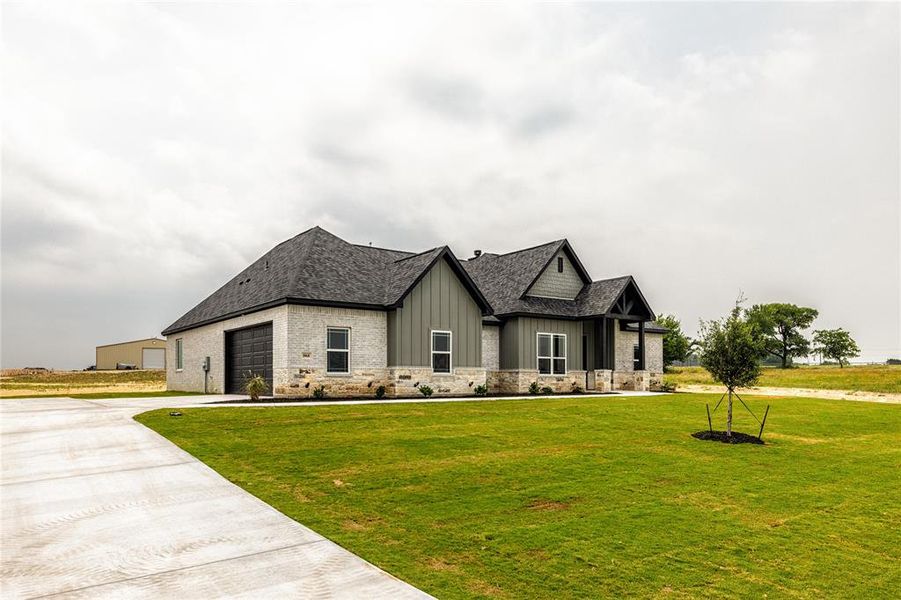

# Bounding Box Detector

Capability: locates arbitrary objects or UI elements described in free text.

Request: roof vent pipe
[473,250,482,258]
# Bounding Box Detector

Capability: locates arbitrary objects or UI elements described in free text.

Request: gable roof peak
[492,238,565,258]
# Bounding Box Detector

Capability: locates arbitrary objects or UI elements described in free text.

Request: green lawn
[138,395,901,598]
[667,364,901,394]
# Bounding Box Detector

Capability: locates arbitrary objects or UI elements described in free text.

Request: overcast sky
[2,2,899,369]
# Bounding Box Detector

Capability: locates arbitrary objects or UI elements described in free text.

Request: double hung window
[537,333,566,375]
[327,327,350,374]
[431,331,452,373]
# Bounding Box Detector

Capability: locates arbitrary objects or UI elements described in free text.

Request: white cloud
[2,2,898,367]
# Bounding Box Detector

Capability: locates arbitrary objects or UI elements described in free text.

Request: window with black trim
[633,344,641,370]
[176,338,183,370]
[326,327,350,374]
[432,330,452,373]
[537,333,566,374]
[557,256,564,272]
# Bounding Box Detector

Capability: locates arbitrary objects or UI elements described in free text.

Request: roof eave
[161,297,389,336]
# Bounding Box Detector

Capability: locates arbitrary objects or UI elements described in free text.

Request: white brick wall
[166,306,289,394]
[614,325,663,373]
[287,305,387,371]
[482,326,499,371]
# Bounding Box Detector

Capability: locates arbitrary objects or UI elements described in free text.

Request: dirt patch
[1,369,166,398]
[526,498,572,511]
[692,430,764,445]
[466,579,508,598]
[426,557,461,573]
[678,384,901,405]
[342,519,368,532]
[766,433,827,445]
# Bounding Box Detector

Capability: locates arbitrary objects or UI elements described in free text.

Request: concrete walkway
[0,396,431,599]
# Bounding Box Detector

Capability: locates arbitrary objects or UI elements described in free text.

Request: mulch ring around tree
[692,430,764,445]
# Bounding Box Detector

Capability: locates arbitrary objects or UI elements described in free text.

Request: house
[162,226,666,397]
[96,337,167,370]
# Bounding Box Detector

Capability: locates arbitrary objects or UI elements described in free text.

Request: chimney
[473,249,482,258]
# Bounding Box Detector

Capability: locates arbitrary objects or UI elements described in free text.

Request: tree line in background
[657,301,862,371]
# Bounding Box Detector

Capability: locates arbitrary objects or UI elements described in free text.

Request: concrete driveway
[0,396,431,599]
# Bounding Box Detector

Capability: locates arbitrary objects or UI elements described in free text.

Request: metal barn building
[95,338,167,370]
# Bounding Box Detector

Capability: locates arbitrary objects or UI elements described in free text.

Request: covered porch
[580,278,658,392]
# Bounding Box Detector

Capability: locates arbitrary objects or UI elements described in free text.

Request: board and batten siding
[499,317,584,371]
[387,258,482,368]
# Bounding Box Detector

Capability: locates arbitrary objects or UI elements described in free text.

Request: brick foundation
[276,366,487,398]
[486,370,587,394]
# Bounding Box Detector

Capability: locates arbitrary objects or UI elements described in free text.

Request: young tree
[812,328,860,367]
[745,303,818,368]
[656,313,692,370]
[698,306,762,438]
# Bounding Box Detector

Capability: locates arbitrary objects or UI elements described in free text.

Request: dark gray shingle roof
[163,227,464,335]
[163,226,654,335]
[461,240,567,315]
[462,242,639,319]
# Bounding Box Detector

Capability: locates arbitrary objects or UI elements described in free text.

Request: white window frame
[431,330,453,374]
[176,338,183,371]
[537,332,567,375]
[326,327,351,375]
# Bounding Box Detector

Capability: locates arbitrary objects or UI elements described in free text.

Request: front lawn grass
[667,364,901,394]
[137,395,901,598]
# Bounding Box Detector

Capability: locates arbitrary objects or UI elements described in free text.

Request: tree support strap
[758,405,771,441]
[733,392,762,425]
[711,392,727,413]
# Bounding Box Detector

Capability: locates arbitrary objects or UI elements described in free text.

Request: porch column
[638,320,646,370]
[601,317,608,370]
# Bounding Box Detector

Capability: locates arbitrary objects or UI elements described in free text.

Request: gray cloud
[514,106,576,139]
[403,71,487,121]
[1,2,898,368]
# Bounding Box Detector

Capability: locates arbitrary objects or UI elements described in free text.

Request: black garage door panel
[225,323,273,394]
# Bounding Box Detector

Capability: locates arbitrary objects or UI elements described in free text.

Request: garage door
[225,323,273,395]
[142,348,166,370]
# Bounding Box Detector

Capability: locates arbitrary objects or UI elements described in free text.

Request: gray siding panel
[582,319,595,370]
[499,319,518,369]
[499,316,583,370]
[526,250,584,300]
[387,258,482,367]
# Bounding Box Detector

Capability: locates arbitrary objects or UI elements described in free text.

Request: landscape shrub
[474,384,488,396]
[312,385,326,399]
[243,373,268,402]
[528,381,540,395]
[418,385,434,397]
[375,385,386,399]
[540,386,554,395]
[571,382,584,394]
